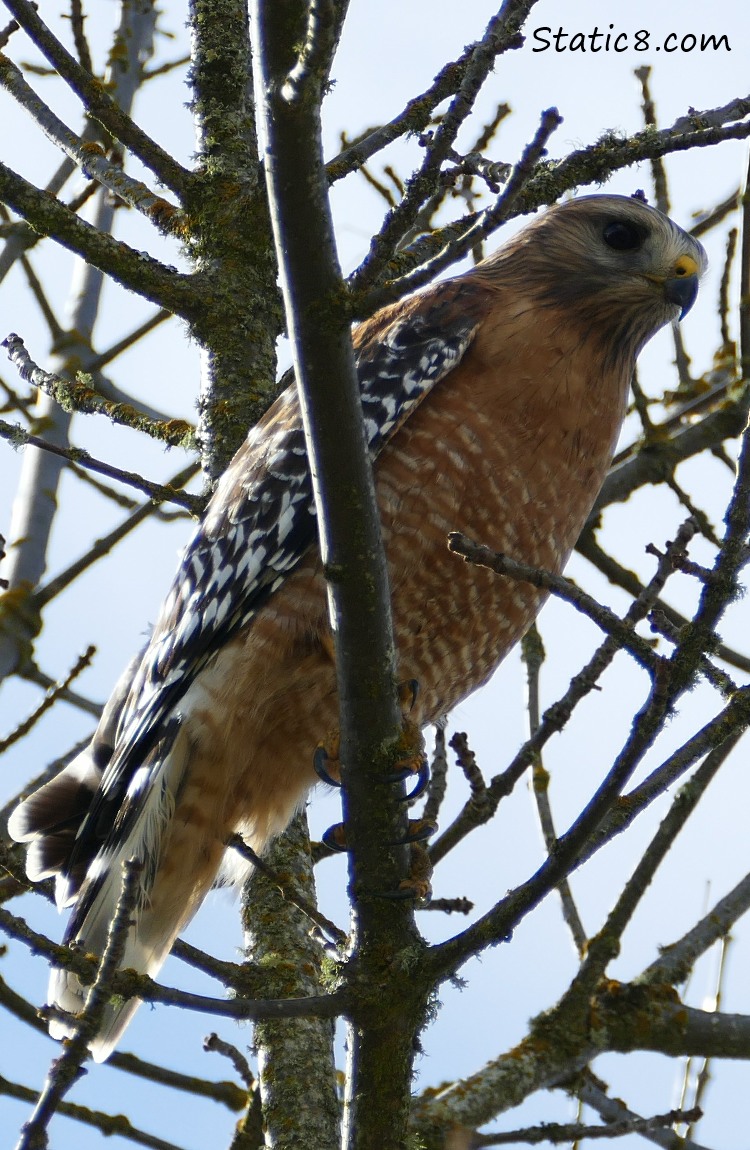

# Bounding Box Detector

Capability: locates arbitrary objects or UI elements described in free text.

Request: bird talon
[321,822,348,852]
[390,817,437,846]
[386,708,428,788]
[397,678,420,714]
[373,842,433,901]
[398,876,432,901]
[389,757,430,801]
[313,741,342,788]
[385,679,426,785]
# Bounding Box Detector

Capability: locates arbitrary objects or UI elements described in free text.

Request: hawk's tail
[10,716,206,1062]
[48,882,180,1063]
[7,741,104,898]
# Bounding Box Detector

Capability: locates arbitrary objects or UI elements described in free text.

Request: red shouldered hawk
[9,195,705,1060]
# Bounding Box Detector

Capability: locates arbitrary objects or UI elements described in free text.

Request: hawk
[9,195,705,1060]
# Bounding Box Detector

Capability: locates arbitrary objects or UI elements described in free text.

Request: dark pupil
[603,221,642,251]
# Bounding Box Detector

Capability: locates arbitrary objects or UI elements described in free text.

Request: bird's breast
[374,342,629,723]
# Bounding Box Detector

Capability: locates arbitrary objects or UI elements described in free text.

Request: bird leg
[378,842,433,901]
[313,679,430,802]
[321,815,436,852]
[383,679,431,800]
[316,680,435,898]
[320,822,434,902]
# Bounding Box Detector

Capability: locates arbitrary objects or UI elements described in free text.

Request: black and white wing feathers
[42,288,484,919]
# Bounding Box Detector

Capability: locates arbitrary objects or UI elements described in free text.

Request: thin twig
[0,16,20,48]
[672,95,750,133]
[422,720,450,829]
[203,1033,255,1089]
[599,387,750,509]
[352,108,562,309]
[143,55,191,81]
[19,253,64,343]
[69,0,93,73]
[576,1075,712,1150]
[641,873,744,990]
[0,901,345,1022]
[472,1106,702,1145]
[681,932,731,1141]
[226,834,347,947]
[739,149,750,378]
[31,462,200,608]
[575,734,739,991]
[634,67,694,388]
[576,527,750,676]
[719,227,739,350]
[522,626,587,956]
[171,938,244,985]
[0,647,95,754]
[635,66,670,214]
[15,859,144,1150]
[2,0,192,198]
[325,18,524,184]
[1,1071,189,1150]
[0,416,199,510]
[2,334,196,450]
[0,54,184,231]
[85,308,171,373]
[19,666,102,717]
[421,897,473,915]
[690,188,741,239]
[0,164,198,318]
[604,697,749,842]
[447,532,661,673]
[449,732,488,809]
[0,913,249,1126]
[348,1,534,288]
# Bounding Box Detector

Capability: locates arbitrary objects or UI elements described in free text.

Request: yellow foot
[398,842,433,901]
[320,815,437,856]
[313,680,429,800]
[386,679,429,797]
[382,839,434,901]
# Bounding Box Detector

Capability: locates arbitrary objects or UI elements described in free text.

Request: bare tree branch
[0,161,198,315]
[0,413,198,506]
[0,54,184,229]
[1,0,192,197]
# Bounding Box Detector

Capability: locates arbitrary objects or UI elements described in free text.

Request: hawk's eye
[603,221,644,252]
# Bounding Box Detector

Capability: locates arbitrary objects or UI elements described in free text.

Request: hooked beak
[647,254,701,320]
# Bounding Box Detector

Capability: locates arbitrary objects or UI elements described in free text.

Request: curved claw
[313,744,341,788]
[388,757,430,802]
[321,822,348,852]
[390,817,437,846]
[398,678,419,713]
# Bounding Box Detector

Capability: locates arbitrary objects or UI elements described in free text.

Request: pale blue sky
[1,2,749,1146]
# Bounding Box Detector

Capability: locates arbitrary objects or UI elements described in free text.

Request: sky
[1,1,750,1147]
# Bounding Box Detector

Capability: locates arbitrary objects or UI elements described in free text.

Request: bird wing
[57,281,485,913]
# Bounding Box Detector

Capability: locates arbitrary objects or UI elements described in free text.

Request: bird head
[482,194,707,365]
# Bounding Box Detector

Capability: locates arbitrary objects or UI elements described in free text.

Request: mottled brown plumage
[9,194,706,1059]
